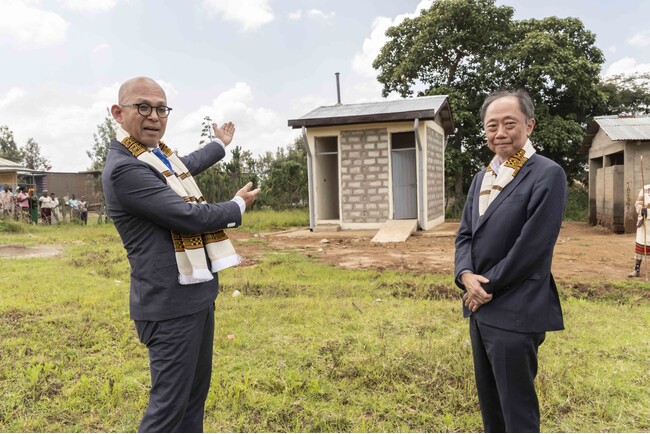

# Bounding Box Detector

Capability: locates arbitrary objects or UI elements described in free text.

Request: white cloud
[167,82,295,161]
[202,0,274,32]
[608,45,617,53]
[0,80,296,172]
[627,31,650,47]
[347,0,432,102]
[0,83,120,171]
[307,9,335,20]
[0,87,26,110]
[604,57,650,77]
[58,0,119,13]
[352,0,432,80]
[288,9,302,21]
[0,0,69,49]
[92,43,110,52]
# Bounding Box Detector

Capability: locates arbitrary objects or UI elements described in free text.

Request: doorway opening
[391,132,417,220]
[315,136,339,220]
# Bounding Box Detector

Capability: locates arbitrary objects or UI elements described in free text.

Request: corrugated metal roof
[593,116,650,141]
[288,95,454,134]
[581,115,650,153]
[0,157,41,174]
[296,95,448,119]
[0,157,24,172]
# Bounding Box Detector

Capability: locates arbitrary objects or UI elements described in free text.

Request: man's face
[483,96,535,161]
[112,80,168,147]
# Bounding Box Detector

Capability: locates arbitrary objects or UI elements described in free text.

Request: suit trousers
[135,303,215,433]
[469,315,546,433]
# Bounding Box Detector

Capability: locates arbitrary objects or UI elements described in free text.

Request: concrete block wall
[426,126,444,220]
[340,128,390,223]
[596,165,625,231]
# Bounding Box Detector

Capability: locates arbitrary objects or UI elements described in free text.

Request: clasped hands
[460,272,493,312]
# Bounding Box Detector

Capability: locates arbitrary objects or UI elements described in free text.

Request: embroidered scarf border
[118,128,241,285]
[478,139,536,217]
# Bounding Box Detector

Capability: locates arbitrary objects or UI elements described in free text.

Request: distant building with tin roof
[582,115,650,233]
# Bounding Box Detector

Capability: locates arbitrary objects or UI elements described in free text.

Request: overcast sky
[1,0,649,172]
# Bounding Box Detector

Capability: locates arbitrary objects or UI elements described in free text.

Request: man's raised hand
[212,122,236,146]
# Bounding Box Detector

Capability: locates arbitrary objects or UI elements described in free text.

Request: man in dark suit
[455,89,566,432]
[102,76,259,432]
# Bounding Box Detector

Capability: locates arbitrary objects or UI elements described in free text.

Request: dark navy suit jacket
[454,153,566,333]
[102,138,242,321]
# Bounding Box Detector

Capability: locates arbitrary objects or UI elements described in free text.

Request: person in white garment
[628,184,650,277]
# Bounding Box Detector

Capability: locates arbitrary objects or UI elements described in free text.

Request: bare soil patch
[0,244,64,259]
[233,221,638,282]
[0,222,638,281]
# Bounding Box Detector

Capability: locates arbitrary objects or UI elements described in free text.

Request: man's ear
[526,118,536,136]
[110,104,123,123]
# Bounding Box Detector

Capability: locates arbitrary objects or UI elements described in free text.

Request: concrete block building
[288,96,454,231]
[581,115,650,233]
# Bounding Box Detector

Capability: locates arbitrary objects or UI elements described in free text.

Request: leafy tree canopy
[87,114,117,171]
[373,0,609,202]
[596,73,650,115]
[0,125,22,162]
[21,138,51,171]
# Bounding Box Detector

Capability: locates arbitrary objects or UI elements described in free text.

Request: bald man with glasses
[103,76,259,432]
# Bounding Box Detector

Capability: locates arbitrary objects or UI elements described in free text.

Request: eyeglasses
[120,103,173,118]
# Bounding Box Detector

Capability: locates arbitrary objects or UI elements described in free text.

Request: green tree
[194,162,230,203]
[21,138,51,171]
[258,136,308,209]
[0,125,23,162]
[87,114,117,170]
[194,118,308,209]
[596,73,650,115]
[373,0,606,209]
[373,0,514,212]
[199,116,213,146]
[501,16,605,183]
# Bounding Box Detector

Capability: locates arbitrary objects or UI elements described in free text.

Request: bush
[564,182,588,221]
[0,217,24,233]
[445,182,588,222]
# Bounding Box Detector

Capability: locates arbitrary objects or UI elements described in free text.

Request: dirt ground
[233,221,639,282]
[0,243,63,259]
[0,221,638,281]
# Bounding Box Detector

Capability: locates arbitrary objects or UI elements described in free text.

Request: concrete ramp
[371,219,417,243]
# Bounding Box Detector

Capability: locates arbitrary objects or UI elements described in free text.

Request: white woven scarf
[478,139,536,217]
[117,127,241,285]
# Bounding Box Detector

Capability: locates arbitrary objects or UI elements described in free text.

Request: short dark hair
[480,89,535,123]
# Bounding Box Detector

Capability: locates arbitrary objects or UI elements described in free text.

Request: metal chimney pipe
[335,72,341,105]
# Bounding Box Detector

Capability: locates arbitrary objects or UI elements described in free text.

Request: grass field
[0,212,648,432]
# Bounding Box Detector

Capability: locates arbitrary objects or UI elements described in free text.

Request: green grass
[0,219,648,432]
[237,208,309,232]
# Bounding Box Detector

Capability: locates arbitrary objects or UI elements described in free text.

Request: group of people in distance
[0,185,88,225]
